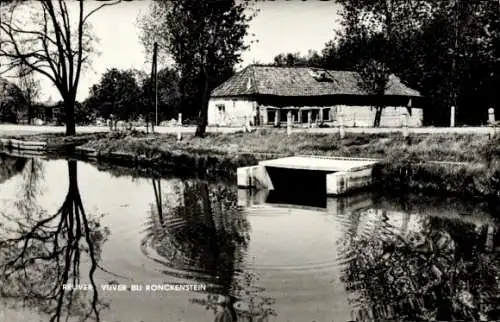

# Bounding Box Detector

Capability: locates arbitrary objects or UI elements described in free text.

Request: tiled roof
[211,65,421,98]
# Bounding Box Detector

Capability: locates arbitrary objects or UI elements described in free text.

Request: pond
[0,153,499,322]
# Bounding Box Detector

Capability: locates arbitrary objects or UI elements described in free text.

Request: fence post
[287,111,292,136]
[450,106,455,127]
[177,113,182,141]
[488,108,495,124]
[401,112,409,137]
[488,108,496,139]
[338,113,345,139]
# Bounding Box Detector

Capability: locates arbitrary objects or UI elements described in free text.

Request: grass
[82,129,492,163]
[78,128,500,200]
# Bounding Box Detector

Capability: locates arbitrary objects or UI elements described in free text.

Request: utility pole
[148,42,158,133]
[451,0,458,127]
[153,42,158,127]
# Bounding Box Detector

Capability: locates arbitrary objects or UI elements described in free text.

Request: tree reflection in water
[0,160,109,322]
[338,208,500,321]
[0,153,28,184]
[13,157,45,219]
[147,178,277,321]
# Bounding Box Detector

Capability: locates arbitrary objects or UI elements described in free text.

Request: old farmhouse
[208,65,423,127]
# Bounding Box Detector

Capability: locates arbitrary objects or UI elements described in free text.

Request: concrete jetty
[237,156,379,196]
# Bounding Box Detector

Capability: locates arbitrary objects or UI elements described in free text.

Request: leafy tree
[141,67,182,122]
[139,0,254,136]
[0,76,27,123]
[357,58,391,127]
[335,0,401,127]
[414,1,500,125]
[333,0,500,125]
[272,50,323,68]
[0,0,119,135]
[75,100,94,125]
[86,68,141,121]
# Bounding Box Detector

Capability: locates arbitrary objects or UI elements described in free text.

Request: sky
[8,0,343,102]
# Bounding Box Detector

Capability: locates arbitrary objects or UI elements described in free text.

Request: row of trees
[83,67,181,123]
[272,0,500,126]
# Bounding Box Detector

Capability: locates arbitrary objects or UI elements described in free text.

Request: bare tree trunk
[195,68,210,137]
[64,98,76,136]
[373,106,383,127]
[27,104,33,125]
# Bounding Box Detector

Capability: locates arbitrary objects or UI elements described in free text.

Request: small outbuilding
[208,65,423,127]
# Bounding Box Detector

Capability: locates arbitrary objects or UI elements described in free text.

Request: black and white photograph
[0,0,500,321]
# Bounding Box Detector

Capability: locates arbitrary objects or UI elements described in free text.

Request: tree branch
[82,0,121,25]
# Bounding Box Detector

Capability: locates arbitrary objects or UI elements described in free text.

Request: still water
[0,153,499,322]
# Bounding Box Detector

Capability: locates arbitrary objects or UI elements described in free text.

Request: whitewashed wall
[338,105,423,127]
[208,99,424,127]
[208,97,255,126]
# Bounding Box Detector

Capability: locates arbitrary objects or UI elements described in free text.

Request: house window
[323,108,330,121]
[267,110,275,123]
[217,104,225,112]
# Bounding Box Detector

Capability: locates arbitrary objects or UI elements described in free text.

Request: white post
[287,111,292,136]
[489,108,497,138]
[488,108,495,124]
[450,105,455,127]
[339,113,345,139]
[177,113,182,141]
[307,110,312,128]
[401,112,408,137]
[274,109,280,127]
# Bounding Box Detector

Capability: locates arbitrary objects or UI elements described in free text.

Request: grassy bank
[0,132,108,153]
[78,129,500,199]
[0,132,108,143]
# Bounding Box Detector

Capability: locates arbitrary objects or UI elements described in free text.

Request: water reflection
[239,188,500,321]
[336,202,500,321]
[0,153,28,184]
[145,178,277,321]
[0,160,109,322]
[1,154,500,321]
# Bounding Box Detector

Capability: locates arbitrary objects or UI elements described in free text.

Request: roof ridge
[248,64,361,74]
